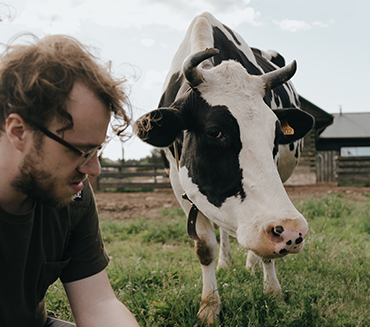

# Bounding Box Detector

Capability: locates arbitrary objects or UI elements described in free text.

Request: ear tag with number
[281,121,294,135]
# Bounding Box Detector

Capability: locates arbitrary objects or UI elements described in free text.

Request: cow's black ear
[273,108,314,144]
[134,108,185,147]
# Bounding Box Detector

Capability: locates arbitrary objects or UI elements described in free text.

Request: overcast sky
[0,0,368,160]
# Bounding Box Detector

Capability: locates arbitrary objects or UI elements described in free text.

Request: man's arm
[64,269,140,327]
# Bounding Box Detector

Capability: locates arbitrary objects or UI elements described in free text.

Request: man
[0,34,140,326]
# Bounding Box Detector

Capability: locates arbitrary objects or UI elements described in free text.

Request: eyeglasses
[31,122,110,169]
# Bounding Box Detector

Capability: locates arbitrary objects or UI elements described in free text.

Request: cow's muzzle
[268,224,308,257]
[237,219,309,259]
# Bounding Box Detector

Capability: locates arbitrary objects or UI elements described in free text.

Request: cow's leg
[245,250,260,275]
[262,259,281,295]
[195,212,220,325]
[217,228,232,269]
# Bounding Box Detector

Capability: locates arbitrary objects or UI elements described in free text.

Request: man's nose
[77,155,101,177]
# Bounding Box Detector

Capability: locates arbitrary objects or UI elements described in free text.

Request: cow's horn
[262,60,297,93]
[182,48,220,87]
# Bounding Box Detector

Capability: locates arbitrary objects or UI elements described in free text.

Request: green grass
[46,195,370,326]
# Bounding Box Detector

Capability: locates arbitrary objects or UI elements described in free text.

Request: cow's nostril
[274,225,284,234]
[271,228,284,243]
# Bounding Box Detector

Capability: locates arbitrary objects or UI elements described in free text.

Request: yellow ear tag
[281,120,294,135]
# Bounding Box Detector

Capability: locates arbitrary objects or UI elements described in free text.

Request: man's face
[11,81,111,208]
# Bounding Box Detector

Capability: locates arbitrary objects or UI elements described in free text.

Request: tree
[142,148,163,165]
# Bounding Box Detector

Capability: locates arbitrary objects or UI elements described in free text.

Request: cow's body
[135,12,314,324]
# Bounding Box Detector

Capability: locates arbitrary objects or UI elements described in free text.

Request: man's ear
[5,113,28,151]
[134,108,185,147]
[273,108,315,144]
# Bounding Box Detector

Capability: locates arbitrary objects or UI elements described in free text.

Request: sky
[0,0,368,161]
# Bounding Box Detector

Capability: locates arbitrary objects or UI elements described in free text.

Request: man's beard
[11,151,86,208]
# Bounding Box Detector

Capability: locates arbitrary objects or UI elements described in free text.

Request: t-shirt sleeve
[60,180,109,283]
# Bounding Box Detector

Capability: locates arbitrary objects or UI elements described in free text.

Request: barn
[316,111,370,186]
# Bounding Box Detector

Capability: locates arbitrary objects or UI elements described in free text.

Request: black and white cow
[134,12,314,324]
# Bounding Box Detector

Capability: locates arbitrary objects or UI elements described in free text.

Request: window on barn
[341,147,370,157]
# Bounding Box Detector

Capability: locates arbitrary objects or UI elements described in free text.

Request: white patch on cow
[198,60,264,109]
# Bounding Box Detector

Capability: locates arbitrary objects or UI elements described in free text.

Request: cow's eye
[206,127,223,139]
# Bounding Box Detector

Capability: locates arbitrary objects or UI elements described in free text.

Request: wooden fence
[316,150,337,183]
[96,163,171,190]
[93,156,370,189]
[337,156,370,186]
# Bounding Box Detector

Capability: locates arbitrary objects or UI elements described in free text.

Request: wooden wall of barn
[314,152,370,186]
[337,156,370,186]
[316,150,337,183]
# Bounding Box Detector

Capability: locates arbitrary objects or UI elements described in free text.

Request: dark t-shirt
[0,180,109,327]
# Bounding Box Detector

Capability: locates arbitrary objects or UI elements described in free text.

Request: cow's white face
[134,58,313,260]
[177,60,308,259]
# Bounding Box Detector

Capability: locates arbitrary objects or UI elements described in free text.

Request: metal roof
[320,112,370,139]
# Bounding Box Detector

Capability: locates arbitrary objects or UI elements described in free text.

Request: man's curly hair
[0,33,131,138]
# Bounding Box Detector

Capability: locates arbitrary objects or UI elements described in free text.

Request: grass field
[46,193,370,326]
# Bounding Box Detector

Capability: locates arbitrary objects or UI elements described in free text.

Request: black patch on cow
[168,140,183,163]
[195,239,214,266]
[274,93,281,107]
[289,143,294,151]
[286,240,292,245]
[295,237,303,245]
[213,26,262,76]
[179,91,246,208]
[212,27,296,110]
[223,24,241,45]
[273,121,280,159]
[279,248,288,254]
[252,50,295,109]
[251,47,286,68]
[158,72,184,107]
[270,53,285,68]
[251,47,261,56]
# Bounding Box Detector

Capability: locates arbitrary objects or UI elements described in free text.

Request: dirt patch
[95,189,179,220]
[285,185,370,203]
[95,186,370,221]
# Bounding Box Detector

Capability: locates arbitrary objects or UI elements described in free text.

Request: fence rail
[96,163,171,190]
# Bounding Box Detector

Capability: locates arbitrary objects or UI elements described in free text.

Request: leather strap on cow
[182,193,201,241]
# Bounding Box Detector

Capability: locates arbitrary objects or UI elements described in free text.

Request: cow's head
[134,48,313,259]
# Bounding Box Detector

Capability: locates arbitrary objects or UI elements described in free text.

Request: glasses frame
[31,121,109,169]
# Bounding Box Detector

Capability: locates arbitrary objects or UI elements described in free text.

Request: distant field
[46,193,370,326]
